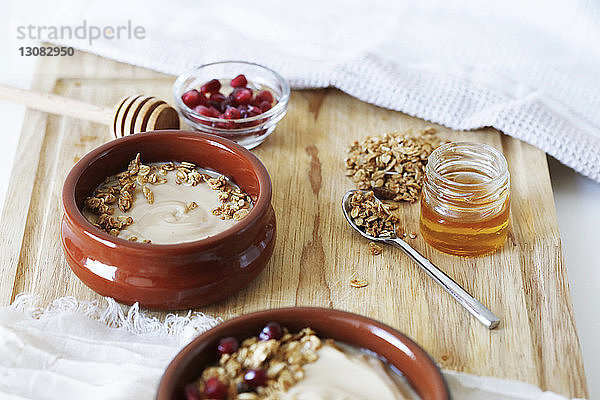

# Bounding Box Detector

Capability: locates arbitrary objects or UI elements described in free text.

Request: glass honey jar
[420,142,510,256]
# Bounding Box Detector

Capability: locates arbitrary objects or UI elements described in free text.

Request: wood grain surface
[0,51,588,397]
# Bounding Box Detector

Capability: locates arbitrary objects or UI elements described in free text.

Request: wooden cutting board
[0,51,588,397]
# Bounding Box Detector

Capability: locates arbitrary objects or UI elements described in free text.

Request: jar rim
[426,142,509,189]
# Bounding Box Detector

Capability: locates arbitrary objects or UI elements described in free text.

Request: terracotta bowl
[157,307,450,399]
[61,131,276,310]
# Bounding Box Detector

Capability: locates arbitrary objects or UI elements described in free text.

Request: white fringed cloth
[0,294,584,399]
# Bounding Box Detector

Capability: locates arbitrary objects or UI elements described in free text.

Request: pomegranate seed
[209,92,226,103]
[181,89,203,109]
[184,384,201,400]
[217,336,239,355]
[236,105,247,118]
[259,101,272,112]
[243,368,267,388]
[256,90,274,104]
[209,101,226,113]
[201,79,221,94]
[208,106,222,118]
[230,74,248,88]
[223,97,235,108]
[203,377,228,399]
[194,105,220,118]
[247,105,262,116]
[233,88,252,105]
[259,322,283,341]
[223,106,242,120]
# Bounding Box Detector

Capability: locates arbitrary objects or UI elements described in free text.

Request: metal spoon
[341,189,500,330]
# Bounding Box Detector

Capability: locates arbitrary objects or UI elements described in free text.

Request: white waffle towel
[9,0,600,181]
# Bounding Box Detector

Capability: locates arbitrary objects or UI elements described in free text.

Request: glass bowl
[173,61,290,149]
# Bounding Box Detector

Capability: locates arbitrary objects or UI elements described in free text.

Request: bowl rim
[62,130,272,251]
[172,60,291,125]
[157,307,451,399]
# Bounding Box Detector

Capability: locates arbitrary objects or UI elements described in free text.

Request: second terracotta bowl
[157,307,450,399]
[61,131,276,310]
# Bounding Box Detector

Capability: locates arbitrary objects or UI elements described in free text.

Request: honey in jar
[420,142,510,256]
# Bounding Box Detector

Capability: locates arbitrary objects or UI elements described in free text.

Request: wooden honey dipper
[0,84,180,138]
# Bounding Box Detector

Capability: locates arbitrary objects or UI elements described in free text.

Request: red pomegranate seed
[208,106,222,117]
[209,92,226,103]
[184,384,201,400]
[203,377,228,399]
[256,90,274,104]
[194,105,220,118]
[201,79,221,94]
[233,88,252,105]
[209,101,226,113]
[236,105,247,117]
[259,322,283,341]
[230,74,248,88]
[259,101,272,112]
[243,368,267,388]
[245,105,261,117]
[217,336,239,354]
[223,106,242,120]
[181,89,203,108]
[223,96,235,107]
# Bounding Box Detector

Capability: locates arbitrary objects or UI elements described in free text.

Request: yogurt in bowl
[157,308,449,400]
[82,155,252,244]
[61,131,276,310]
[188,324,421,399]
[283,341,421,400]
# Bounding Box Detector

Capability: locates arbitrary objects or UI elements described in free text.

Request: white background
[1,6,599,398]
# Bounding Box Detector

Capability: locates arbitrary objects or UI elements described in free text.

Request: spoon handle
[386,238,500,329]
